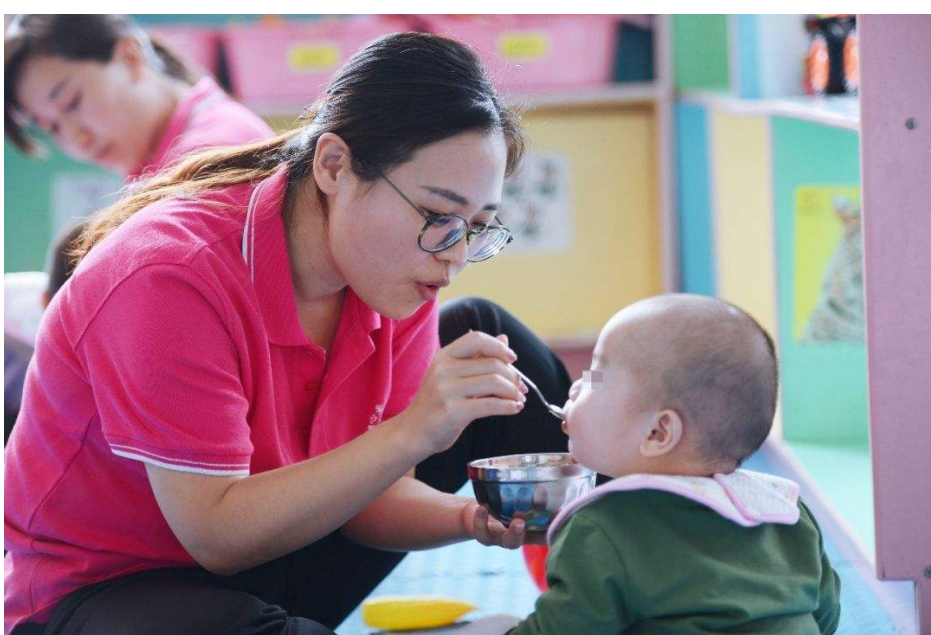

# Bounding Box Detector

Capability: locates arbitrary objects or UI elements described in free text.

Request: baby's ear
[639,409,684,457]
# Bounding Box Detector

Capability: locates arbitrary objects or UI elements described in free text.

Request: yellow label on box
[497,32,550,61]
[288,43,340,72]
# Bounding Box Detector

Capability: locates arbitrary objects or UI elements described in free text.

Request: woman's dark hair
[45,220,88,301]
[73,31,525,262]
[5,14,197,155]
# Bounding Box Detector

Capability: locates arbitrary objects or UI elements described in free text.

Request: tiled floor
[336,446,915,634]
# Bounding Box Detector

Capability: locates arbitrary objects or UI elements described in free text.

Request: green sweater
[510,490,841,635]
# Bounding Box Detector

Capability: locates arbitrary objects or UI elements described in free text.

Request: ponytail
[72,131,298,262]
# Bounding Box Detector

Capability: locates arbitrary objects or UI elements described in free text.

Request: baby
[500,293,841,635]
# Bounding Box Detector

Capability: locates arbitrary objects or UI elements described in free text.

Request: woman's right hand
[400,331,529,456]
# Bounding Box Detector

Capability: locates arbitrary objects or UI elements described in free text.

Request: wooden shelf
[247,83,660,118]
[679,90,860,131]
[506,82,659,110]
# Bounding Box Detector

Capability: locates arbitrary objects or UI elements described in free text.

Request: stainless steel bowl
[468,453,596,532]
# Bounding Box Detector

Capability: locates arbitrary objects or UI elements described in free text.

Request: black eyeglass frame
[380,174,513,263]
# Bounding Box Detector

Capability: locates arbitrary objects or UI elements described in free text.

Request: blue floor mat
[336,451,914,634]
[337,530,539,634]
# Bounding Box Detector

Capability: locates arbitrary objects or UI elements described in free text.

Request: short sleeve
[77,263,252,476]
[383,300,439,420]
[509,513,635,635]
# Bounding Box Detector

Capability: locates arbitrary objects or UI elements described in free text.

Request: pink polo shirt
[3,167,440,633]
[129,76,273,179]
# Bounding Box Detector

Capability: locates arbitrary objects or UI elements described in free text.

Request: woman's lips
[415,279,449,302]
[416,283,439,302]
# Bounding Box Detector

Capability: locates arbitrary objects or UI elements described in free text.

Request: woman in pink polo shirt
[4,14,273,179]
[5,32,573,635]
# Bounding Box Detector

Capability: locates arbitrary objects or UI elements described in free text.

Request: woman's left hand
[460,500,546,548]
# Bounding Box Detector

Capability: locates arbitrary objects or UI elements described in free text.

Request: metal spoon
[512,366,566,421]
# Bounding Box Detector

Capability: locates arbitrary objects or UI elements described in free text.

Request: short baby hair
[627,295,779,469]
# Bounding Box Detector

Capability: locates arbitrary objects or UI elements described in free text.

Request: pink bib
[547,469,801,545]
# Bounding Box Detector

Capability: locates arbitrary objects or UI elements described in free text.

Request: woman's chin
[363,293,423,321]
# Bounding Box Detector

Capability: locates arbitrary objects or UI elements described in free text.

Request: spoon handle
[512,366,566,421]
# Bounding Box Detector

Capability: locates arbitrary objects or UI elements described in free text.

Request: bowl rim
[467,452,594,482]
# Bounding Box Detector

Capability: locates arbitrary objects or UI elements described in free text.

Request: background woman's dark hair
[45,220,88,302]
[4,14,197,155]
[72,31,525,262]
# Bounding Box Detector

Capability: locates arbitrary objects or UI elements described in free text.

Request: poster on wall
[794,185,863,343]
[499,151,573,255]
[51,172,122,238]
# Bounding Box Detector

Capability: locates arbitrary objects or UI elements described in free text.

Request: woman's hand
[459,500,546,549]
[400,331,528,457]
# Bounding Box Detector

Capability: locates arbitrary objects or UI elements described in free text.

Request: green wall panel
[4,141,119,273]
[772,117,866,443]
[673,14,730,91]
[133,15,262,26]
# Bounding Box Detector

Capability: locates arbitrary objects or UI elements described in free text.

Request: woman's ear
[639,409,684,458]
[111,37,147,80]
[312,132,352,197]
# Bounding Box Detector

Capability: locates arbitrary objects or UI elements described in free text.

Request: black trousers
[14,297,572,635]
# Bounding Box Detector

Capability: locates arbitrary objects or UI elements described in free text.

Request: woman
[3,14,271,441]
[4,32,571,634]
[5,14,272,178]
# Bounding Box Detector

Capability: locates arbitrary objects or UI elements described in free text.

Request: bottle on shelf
[804,15,858,96]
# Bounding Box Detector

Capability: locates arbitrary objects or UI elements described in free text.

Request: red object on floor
[522,544,550,592]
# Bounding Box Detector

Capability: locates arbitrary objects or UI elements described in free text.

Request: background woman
[5,14,272,179]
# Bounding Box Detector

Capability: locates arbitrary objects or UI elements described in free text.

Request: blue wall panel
[674,103,716,295]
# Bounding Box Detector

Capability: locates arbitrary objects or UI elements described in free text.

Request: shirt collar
[129,77,223,179]
[249,167,382,347]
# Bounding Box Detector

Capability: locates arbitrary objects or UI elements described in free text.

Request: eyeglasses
[381,174,513,263]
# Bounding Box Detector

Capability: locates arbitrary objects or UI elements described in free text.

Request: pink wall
[860,14,931,634]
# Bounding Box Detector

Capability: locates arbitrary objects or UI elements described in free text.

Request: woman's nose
[435,235,469,267]
[61,120,93,156]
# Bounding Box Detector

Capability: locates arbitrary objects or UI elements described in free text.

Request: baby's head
[562,294,778,478]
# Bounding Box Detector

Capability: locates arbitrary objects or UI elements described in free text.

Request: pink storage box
[148,26,220,77]
[420,15,619,93]
[223,17,413,105]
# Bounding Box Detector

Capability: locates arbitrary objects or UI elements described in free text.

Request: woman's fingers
[472,506,525,549]
[459,374,526,403]
[445,331,516,363]
[401,331,530,456]
[496,517,526,549]
[449,366,527,398]
[472,506,493,545]
[454,358,527,394]
[461,396,525,423]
